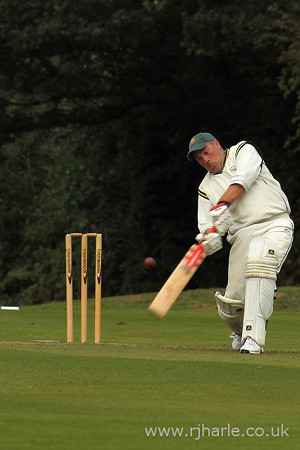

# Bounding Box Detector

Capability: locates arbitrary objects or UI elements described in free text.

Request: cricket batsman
[187,132,294,354]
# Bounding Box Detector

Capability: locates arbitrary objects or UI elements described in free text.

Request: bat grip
[185,226,217,270]
[185,245,204,270]
[205,226,217,234]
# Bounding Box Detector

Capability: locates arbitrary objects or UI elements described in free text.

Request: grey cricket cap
[187,132,216,161]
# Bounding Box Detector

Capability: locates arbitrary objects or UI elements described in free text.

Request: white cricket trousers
[225,217,294,301]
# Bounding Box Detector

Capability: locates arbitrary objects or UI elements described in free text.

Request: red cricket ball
[144,257,156,269]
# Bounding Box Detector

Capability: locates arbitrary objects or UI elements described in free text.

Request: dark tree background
[0,0,299,304]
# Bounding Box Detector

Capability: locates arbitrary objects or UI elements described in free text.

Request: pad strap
[245,260,277,280]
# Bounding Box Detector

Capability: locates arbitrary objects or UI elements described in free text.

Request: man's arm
[209,184,245,235]
[219,183,245,205]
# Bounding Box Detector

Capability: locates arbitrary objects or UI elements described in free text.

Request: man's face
[192,140,225,174]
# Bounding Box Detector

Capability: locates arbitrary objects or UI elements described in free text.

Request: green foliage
[0,0,299,304]
[267,1,300,154]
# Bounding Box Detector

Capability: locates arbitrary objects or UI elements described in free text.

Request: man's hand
[195,232,222,255]
[210,202,232,235]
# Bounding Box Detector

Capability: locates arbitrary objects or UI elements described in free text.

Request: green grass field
[0,287,299,450]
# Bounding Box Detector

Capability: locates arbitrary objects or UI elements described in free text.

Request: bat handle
[184,226,217,271]
[184,246,205,270]
[206,226,217,234]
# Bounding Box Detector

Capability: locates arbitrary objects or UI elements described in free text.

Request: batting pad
[242,236,278,346]
[215,291,244,335]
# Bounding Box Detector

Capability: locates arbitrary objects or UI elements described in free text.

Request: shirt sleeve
[230,142,263,191]
[197,188,214,233]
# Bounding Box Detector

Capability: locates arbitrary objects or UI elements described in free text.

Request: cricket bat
[148,239,209,319]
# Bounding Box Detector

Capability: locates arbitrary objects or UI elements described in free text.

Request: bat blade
[148,243,206,318]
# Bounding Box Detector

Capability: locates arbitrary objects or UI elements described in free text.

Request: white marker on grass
[1,306,20,311]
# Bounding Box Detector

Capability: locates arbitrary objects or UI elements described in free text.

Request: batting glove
[210,201,232,235]
[195,232,222,255]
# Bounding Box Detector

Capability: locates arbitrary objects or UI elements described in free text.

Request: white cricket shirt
[197,141,291,235]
